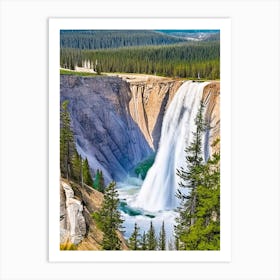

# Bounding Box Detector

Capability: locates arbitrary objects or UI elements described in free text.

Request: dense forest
[60,42,220,79]
[60,30,187,50]
[60,29,220,79]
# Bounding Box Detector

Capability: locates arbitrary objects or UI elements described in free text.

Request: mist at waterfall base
[117,176,178,243]
[116,81,210,244]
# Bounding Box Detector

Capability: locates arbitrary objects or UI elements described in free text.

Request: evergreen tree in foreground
[140,231,147,250]
[147,221,157,250]
[71,150,82,183]
[182,151,220,250]
[93,181,124,250]
[128,223,140,250]
[158,221,166,250]
[175,100,220,250]
[93,169,105,193]
[175,100,206,249]
[82,158,93,186]
[60,100,75,180]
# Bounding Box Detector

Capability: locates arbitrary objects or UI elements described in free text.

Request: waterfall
[133,81,209,212]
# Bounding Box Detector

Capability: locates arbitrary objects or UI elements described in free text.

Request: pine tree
[140,231,147,250]
[158,221,166,250]
[175,100,206,249]
[82,158,93,186]
[60,100,75,180]
[71,150,82,183]
[93,169,105,193]
[175,236,180,250]
[94,181,124,250]
[99,171,105,192]
[181,151,220,250]
[175,100,220,250]
[128,223,140,250]
[147,221,157,250]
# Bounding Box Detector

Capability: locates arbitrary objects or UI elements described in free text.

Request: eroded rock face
[60,179,128,250]
[128,79,183,150]
[202,82,220,156]
[60,75,153,182]
[60,75,220,183]
[60,181,86,245]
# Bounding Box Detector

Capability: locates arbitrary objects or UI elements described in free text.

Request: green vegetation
[128,221,164,250]
[82,158,93,186]
[128,223,141,250]
[134,155,155,179]
[60,41,219,79]
[93,169,105,193]
[147,221,157,250]
[60,30,186,50]
[182,153,220,250]
[127,221,168,251]
[60,100,96,189]
[60,100,75,180]
[60,30,220,79]
[175,101,220,250]
[60,242,77,250]
[71,150,83,182]
[60,69,98,76]
[158,221,166,250]
[140,232,147,250]
[93,181,124,250]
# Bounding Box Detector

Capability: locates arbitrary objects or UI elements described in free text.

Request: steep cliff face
[128,78,183,150]
[60,75,152,183]
[60,181,87,245]
[202,82,220,156]
[60,75,220,183]
[60,179,128,250]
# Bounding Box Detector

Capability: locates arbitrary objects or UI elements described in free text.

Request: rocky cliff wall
[60,75,152,183]
[128,78,183,150]
[60,75,220,183]
[60,179,128,250]
[202,82,220,156]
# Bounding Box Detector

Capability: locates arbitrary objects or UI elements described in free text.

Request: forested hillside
[60,42,219,79]
[60,30,187,50]
[60,30,220,80]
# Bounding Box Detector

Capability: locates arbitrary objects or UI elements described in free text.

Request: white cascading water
[133,81,209,212]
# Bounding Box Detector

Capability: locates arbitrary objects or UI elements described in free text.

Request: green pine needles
[128,223,141,250]
[128,221,167,250]
[93,169,105,193]
[93,182,124,250]
[158,221,166,250]
[175,100,220,250]
[60,100,75,180]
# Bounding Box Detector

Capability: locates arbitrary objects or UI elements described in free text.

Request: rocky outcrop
[60,75,152,183]
[60,179,128,250]
[202,82,220,156]
[60,181,86,244]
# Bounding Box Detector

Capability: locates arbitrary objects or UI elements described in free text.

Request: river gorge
[60,74,220,246]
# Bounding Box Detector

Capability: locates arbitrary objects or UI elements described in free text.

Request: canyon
[61,74,219,183]
[60,74,220,246]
